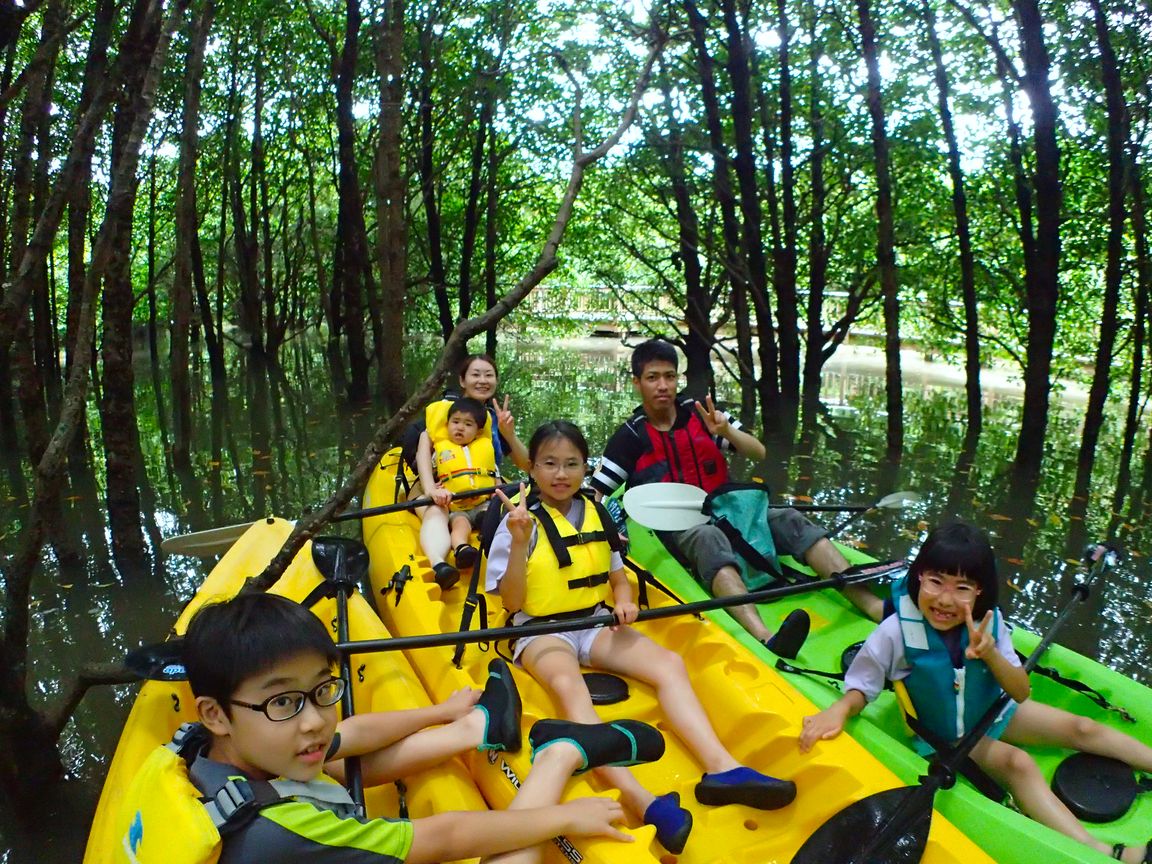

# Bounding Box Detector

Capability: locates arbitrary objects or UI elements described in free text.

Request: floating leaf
[1026,518,1040,527]
[1006,580,1022,593]
[791,494,814,503]
[989,513,1012,521]
[252,469,269,477]
[1048,513,1062,526]
[1004,556,1025,565]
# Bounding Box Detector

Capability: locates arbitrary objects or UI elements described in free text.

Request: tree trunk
[171,0,216,464]
[100,0,164,571]
[802,15,828,403]
[1074,0,1125,487]
[683,0,756,420]
[924,0,981,434]
[856,0,903,458]
[0,0,184,801]
[418,21,452,342]
[656,61,711,395]
[720,0,781,429]
[333,0,372,401]
[1012,0,1062,477]
[771,0,800,406]
[373,0,408,413]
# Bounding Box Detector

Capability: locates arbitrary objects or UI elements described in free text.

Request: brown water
[3,336,1151,861]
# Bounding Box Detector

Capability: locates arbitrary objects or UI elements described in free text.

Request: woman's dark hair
[528,420,589,463]
[906,521,999,618]
[630,339,678,377]
[184,592,339,714]
[458,353,498,381]
[447,396,488,428]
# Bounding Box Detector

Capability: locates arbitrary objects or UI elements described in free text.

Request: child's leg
[520,636,656,819]
[449,513,473,552]
[1004,699,1152,773]
[970,736,1145,861]
[588,627,739,774]
[339,710,488,786]
[419,505,451,566]
[481,742,589,864]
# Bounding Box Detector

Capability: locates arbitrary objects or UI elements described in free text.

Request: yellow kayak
[84,516,487,864]
[361,456,997,864]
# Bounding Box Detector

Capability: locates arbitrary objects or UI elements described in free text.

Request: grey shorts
[664,507,826,590]
[448,500,489,528]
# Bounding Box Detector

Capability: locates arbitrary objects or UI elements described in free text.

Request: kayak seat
[1051,752,1151,822]
[583,672,630,705]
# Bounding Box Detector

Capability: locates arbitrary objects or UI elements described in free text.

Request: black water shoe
[476,659,522,753]
[528,718,665,774]
[762,609,810,660]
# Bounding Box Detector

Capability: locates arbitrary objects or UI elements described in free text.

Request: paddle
[790,542,1120,864]
[121,559,906,680]
[622,482,920,532]
[160,483,514,557]
[311,536,371,816]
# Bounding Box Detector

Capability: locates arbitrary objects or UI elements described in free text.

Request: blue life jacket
[892,578,1013,745]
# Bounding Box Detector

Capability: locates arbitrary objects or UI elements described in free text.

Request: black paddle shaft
[334,561,905,656]
[845,542,1120,864]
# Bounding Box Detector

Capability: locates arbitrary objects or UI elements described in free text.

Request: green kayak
[627,520,1152,864]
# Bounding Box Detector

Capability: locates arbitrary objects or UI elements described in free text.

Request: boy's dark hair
[906,520,1000,619]
[184,592,339,714]
[448,397,488,429]
[630,339,678,377]
[528,419,589,462]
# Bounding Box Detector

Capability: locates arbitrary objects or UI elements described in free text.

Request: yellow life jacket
[114,724,356,864]
[426,401,499,507]
[114,730,222,864]
[522,497,615,618]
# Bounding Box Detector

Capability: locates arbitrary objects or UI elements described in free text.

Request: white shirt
[843,613,1020,703]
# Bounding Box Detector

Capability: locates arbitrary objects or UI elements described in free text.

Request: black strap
[531,497,574,568]
[712,516,785,580]
[452,561,490,669]
[901,710,1006,802]
[567,572,610,590]
[1027,655,1136,723]
[775,658,847,681]
[622,555,693,612]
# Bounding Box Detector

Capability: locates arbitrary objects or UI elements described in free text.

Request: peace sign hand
[495,482,533,545]
[964,606,995,661]
[694,395,730,436]
[492,396,516,437]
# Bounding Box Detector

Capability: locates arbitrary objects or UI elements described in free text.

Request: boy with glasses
[155,591,665,863]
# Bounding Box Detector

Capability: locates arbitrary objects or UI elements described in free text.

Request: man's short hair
[630,339,679,377]
[447,397,488,428]
[184,592,340,713]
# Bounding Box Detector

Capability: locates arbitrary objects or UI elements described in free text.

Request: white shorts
[510,607,608,667]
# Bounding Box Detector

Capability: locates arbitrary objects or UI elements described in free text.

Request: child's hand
[694,395,730,436]
[964,607,995,660]
[612,601,639,629]
[495,483,533,545]
[561,797,632,842]
[441,687,482,721]
[492,396,516,437]
[799,708,845,752]
[429,483,452,508]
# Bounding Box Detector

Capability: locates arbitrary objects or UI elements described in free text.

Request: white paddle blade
[622,483,710,531]
[876,490,922,509]
[160,521,256,557]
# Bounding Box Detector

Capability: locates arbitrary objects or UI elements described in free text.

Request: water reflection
[2,335,1152,860]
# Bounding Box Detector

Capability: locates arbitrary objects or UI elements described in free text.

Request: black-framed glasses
[230,677,347,722]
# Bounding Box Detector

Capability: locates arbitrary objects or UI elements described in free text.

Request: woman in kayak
[414,354,530,589]
[486,419,797,855]
[799,521,1152,863]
